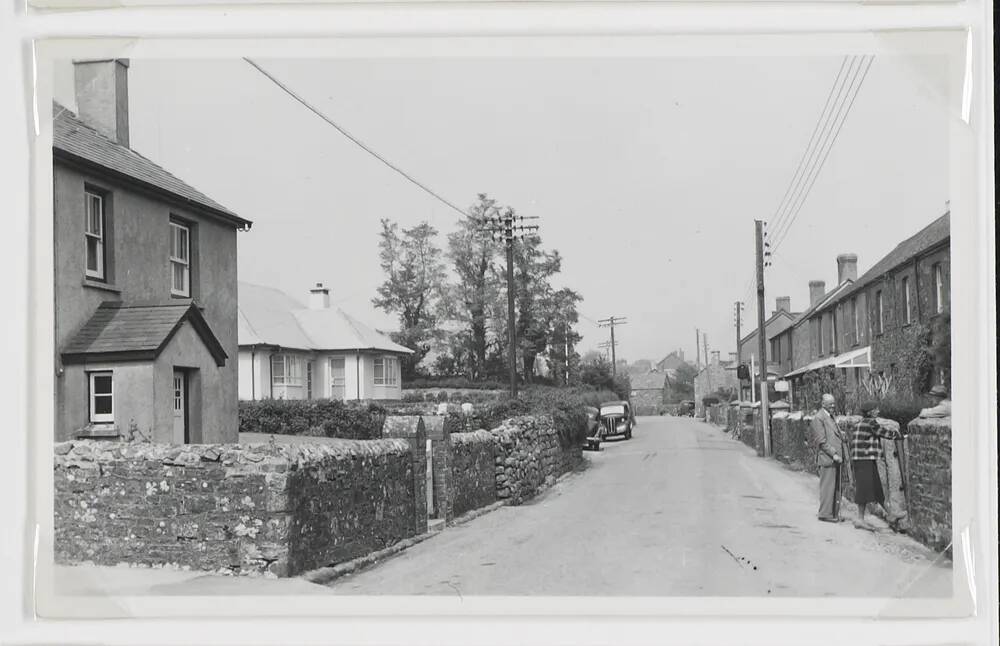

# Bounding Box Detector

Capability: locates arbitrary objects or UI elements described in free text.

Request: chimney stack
[837,253,858,284]
[74,59,130,147]
[809,280,826,307]
[309,282,330,310]
[729,352,737,364]
[775,296,791,314]
[711,350,720,366]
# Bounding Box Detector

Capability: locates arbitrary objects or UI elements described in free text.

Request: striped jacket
[849,418,899,461]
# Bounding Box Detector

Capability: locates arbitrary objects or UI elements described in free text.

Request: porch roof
[784,346,870,379]
[61,302,228,367]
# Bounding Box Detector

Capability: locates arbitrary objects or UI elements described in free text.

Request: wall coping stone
[451,429,494,445]
[907,417,952,435]
[54,438,410,472]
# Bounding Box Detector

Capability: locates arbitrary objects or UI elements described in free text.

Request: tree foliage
[372,219,446,379]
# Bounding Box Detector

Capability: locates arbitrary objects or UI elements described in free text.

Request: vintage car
[678,400,696,417]
[596,400,635,441]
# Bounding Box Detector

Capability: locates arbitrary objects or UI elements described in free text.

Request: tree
[440,194,504,380]
[667,362,698,403]
[510,231,564,384]
[630,359,653,375]
[373,219,446,379]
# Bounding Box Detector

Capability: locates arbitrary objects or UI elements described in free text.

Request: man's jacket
[810,408,843,467]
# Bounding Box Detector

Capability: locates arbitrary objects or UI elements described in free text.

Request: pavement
[51,416,952,598]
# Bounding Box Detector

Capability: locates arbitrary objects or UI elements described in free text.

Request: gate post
[422,415,453,522]
[383,416,428,535]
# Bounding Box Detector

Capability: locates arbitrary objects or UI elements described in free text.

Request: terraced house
[771,212,950,405]
[53,59,251,444]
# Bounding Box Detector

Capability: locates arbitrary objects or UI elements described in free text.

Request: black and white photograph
[11,28,990,630]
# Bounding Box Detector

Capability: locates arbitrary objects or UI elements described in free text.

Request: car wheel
[626,426,633,440]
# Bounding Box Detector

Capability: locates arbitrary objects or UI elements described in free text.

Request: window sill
[74,424,120,439]
[82,279,122,294]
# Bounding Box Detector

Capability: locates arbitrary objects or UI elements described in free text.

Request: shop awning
[784,346,870,379]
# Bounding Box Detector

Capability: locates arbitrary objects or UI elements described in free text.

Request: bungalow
[54,59,251,444]
[238,282,414,401]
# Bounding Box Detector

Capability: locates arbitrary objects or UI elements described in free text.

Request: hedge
[238,399,387,440]
[404,377,508,390]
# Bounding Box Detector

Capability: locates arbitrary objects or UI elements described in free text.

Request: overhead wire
[243,57,469,219]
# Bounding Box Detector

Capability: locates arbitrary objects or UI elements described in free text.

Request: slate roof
[838,212,950,301]
[61,302,228,366]
[238,282,413,354]
[52,102,251,229]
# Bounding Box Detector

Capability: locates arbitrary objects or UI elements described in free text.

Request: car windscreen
[600,405,626,416]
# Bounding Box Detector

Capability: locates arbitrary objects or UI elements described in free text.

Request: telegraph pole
[755,220,772,457]
[598,316,628,375]
[695,328,701,369]
[703,332,711,391]
[480,207,539,398]
[735,301,744,399]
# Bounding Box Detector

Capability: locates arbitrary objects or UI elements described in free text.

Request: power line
[764,56,851,239]
[243,57,469,219]
[770,55,875,253]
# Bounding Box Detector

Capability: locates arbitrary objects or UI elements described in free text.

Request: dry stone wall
[905,417,952,552]
[54,438,417,577]
[490,415,581,504]
[448,430,497,517]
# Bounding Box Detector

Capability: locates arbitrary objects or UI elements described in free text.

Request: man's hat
[927,385,949,398]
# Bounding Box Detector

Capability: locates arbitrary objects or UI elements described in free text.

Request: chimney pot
[809,280,826,307]
[836,253,859,284]
[309,282,331,310]
[73,59,130,147]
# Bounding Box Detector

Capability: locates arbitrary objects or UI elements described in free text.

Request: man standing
[919,385,951,418]
[810,394,844,522]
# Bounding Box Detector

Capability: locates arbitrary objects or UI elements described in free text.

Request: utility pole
[735,301,745,399]
[695,328,701,370]
[598,316,628,376]
[480,207,539,398]
[703,332,711,390]
[755,219,772,457]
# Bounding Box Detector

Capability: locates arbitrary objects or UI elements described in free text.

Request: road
[328,416,952,597]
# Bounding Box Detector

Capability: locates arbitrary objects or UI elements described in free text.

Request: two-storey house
[54,59,251,443]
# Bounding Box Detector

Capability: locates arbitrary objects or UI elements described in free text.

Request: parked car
[583,406,601,450]
[679,400,696,417]
[597,400,635,441]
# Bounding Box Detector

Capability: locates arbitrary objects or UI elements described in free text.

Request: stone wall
[54,439,418,577]
[904,417,952,552]
[449,430,497,517]
[490,415,581,504]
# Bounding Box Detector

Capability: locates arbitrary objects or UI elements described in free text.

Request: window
[330,356,346,387]
[829,313,838,354]
[306,361,314,399]
[933,264,945,313]
[875,290,884,335]
[813,319,822,356]
[852,297,860,345]
[902,277,912,325]
[84,191,105,279]
[88,371,114,423]
[271,354,303,387]
[373,356,399,386]
[170,220,191,297]
[817,318,824,355]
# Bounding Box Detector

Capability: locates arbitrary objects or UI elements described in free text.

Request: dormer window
[170,220,191,297]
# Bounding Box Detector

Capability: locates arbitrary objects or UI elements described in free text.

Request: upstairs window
[84,191,105,280]
[170,220,191,297]
[875,290,884,335]
[852,297,860,345]
[88,371,114,423]
[373,356,399,386]
[902,277,912,324]
[933,264,946,313]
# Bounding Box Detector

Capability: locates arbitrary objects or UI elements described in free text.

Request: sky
[56,53,950,366]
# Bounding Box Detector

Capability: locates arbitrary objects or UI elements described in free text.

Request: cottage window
[902,277,912,324]
[84,191,105,280]
[852,297,860,345]
[88,371,114,423]
[875,290,884,335]
[829,313,837,354]
[329,356,346,387]
[271,354,303,387]
[170,220,191,297]
[374,356,399,386]
[933,264,945,313]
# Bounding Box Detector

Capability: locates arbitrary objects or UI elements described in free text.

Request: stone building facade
[693,351,739,415]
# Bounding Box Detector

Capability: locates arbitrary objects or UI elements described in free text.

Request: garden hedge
[238,399,387,440]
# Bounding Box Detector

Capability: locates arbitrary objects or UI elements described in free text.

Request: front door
[172,370,188,443]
